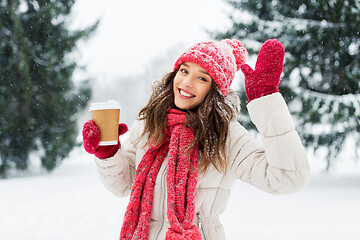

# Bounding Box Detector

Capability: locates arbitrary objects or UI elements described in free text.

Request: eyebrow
[182,63,211,77]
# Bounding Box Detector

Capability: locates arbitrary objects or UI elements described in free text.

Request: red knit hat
[173,39,246,96]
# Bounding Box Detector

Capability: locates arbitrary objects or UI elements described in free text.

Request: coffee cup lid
[89,100,120,111]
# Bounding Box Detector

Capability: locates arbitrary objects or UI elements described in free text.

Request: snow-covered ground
[1,148,359,240]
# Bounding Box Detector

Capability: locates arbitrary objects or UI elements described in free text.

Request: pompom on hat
[173,39,246,96]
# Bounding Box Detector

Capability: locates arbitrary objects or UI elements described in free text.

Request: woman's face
[173,62,212,110]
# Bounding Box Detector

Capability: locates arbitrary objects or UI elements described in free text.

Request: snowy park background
[1,0,360,239]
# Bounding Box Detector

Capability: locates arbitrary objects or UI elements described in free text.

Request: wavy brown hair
[138,69,239,174]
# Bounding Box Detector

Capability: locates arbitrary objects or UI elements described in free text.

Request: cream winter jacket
[95,93,310,240]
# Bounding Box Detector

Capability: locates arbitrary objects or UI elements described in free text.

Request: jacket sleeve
[228,92,310,194]
[94,120,142,197]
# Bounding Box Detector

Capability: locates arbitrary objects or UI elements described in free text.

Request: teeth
[180,89,193,97]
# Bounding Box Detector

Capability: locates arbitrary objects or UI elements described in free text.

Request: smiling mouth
[179,88,195,98]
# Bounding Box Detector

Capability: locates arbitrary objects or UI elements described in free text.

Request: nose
[182,74,194,88]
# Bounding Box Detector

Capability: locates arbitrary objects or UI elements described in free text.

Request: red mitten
[240,39,285,102]
[82,120,128,159]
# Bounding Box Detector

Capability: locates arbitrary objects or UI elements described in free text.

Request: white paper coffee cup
[89,100,121,146]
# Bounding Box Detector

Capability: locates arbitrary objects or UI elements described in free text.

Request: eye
[180,68,188,74]
[199,77,208,82]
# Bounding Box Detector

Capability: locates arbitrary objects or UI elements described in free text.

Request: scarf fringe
[165,225,202,240]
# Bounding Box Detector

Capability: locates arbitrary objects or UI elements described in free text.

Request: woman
[82,38,310,239]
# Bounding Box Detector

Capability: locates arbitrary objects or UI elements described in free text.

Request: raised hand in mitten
[240,39,285,102]
[82,120,128,159]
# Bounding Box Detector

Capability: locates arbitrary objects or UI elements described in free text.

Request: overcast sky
[70,0,232,83]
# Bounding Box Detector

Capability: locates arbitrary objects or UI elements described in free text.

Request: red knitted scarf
[120,109,201,240]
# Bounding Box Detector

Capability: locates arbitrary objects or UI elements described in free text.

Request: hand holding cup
[82,100,128,159]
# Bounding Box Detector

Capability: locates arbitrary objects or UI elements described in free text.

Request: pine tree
[0,0,98,177]
[213,0,360,170]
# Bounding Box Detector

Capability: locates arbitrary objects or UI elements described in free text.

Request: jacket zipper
[155,166,167,239]
[197,212,208,240]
